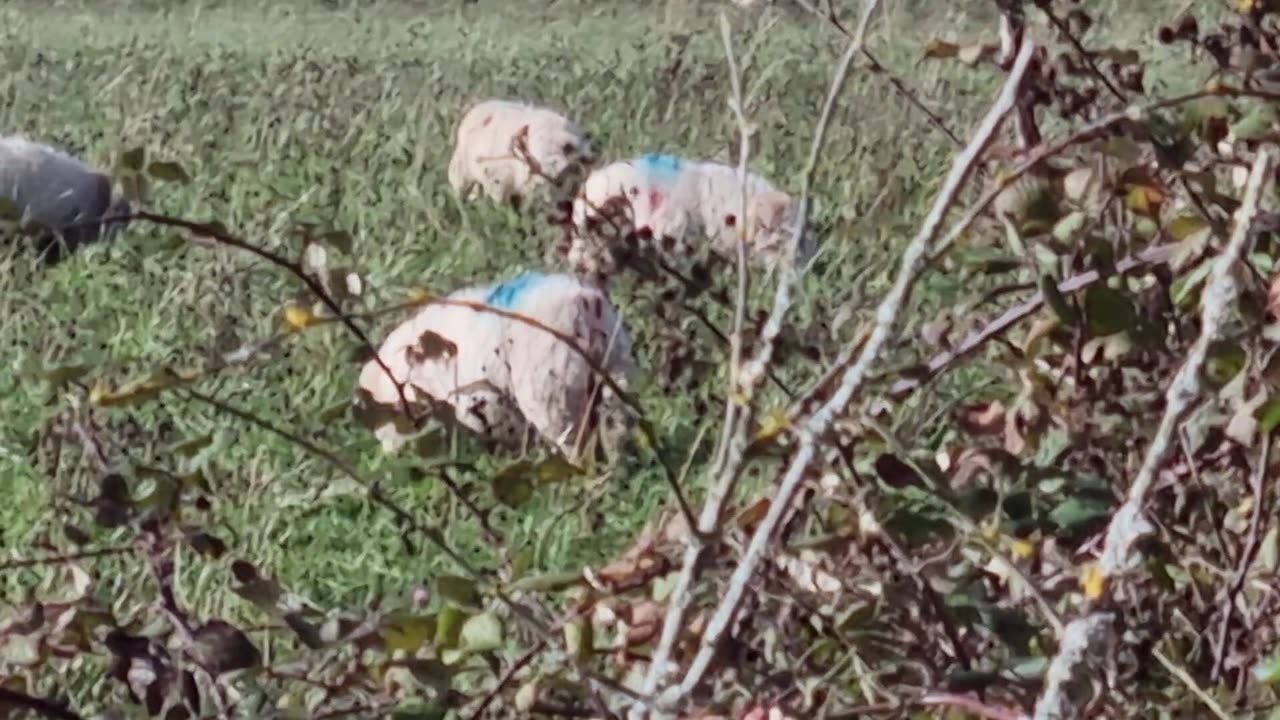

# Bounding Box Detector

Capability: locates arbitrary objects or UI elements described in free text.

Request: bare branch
[650,39,1039,714]
[1032,149,1274,720]
[0,688,84,720]
[632,3,881,712]
[715,9,754,475]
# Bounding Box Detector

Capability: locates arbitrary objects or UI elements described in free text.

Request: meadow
[0,0,986,606]
[0,0,1252,717]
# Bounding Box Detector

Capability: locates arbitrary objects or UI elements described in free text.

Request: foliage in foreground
[9,0,1280,718]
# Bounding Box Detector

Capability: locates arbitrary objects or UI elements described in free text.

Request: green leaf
[1206,340,1247,387]
[1084,285,1136,337]
[1006,655,1050,680]
[1172,258,1214,307]
[1052,210,1086,244]
[283,612,325,650]
[41,363,92,388]
[1001,214,1027,256]
[505,571,584,593]
[1186,96,1230,125]
[321,230,354,254]
[1125,185,1163,217]
[434,605,465,649]
[1048,495,1112,533]
[0,635,45,667]
[379,611,437,652]
[89,370,176,407]
[435,574,481,609]
[277,692,307,720]
[492,460,535,508]
[1170,214,1215,272]
[401,658,455,693]
[120,146,147,172]
[134,476,179,518]
[944,669,1001,693]
[389,700,448,720]
[1100,136,1142,162]
[190,620,261,675]
[1255,398,1280,434]
[164,434,214,459]
[231,562,284,611]
[460,611,504,652]
[146,161,191,184]
[1167,213,1211,242]
[564,618,593,662]
[186,532,226,559]
[1262,525,1279,573]
[535,455,583,484]
[1231,103,1278,142]
[1255,652,1280,684]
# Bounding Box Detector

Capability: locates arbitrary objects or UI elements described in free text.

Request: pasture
[0,0,1218,716]
[0,0,975,602]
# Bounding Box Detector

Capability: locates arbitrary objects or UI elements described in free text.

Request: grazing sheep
[0,135,132,264]
[569,153,812,277]
[447,99,596,209]
[358,272,634,463]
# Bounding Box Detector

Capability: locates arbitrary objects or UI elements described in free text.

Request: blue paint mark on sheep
[486,272,545,309]
[635,153,685,183]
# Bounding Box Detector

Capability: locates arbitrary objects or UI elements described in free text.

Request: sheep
[0,135,132,265]
[446,99,596,210]
[357,271,635,463]
[568,152,813,278]
[357,284,523,451]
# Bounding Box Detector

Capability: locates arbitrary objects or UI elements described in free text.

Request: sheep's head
[510,124,594,212]
[572,163,646,233]
[747,190,816,268]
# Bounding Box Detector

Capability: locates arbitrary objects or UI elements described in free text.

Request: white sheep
[447,99,596,209]
[357,271,635,463]
[569,153,813,275]
[0,135,132,264]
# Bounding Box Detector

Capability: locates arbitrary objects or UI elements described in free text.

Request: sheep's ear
[752,191,792,229]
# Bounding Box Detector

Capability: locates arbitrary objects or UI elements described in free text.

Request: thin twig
[0,689,84,720]
[790,0,964,147]
[1211,431,1273,682]
[632,4,881,712]
[467,638,548,720]
[885,242,1177,398]
[1037,3,1126,102]
[919,692,1028,720]
[1153,648,1234,720]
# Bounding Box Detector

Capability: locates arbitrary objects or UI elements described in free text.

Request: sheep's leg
[34,230,70,266]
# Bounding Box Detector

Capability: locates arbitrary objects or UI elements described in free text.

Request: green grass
[0,0,1199,711]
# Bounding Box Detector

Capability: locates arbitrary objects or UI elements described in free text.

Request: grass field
[0,0,1199,713]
